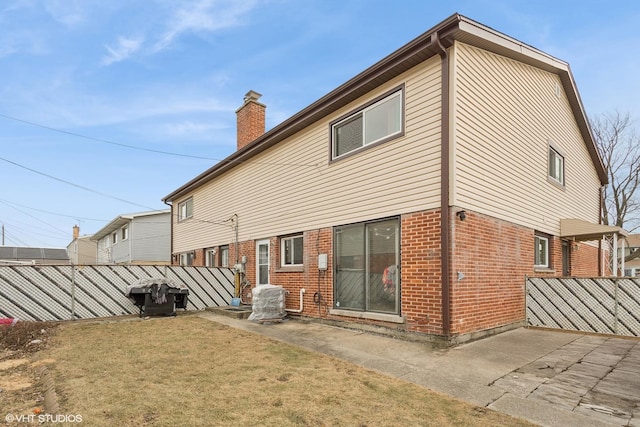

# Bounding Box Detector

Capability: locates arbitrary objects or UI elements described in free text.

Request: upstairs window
[111,232,117,245]
[548,146,565,186]
[178,197,193,221]
[121,225,129,241]
[331,87,403,159]
[281,235,303,266]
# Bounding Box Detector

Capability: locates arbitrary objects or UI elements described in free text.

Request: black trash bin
[125,278,189,317]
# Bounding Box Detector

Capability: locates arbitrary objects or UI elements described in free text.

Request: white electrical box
[318,254,328,270]
[234,263,244,273]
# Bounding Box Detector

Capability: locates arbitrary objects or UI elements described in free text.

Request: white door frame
[256,239,270,285]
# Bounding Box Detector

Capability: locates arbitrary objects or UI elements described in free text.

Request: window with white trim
[281,235,303,266]
[205,248,216,267]
[331,88,403,159]
[121,225,129,241]
[179,252,194,266]
[548,146,565,185]
[220,246,229,268]
[111,232,117,245]
[178,198,193,221]
[534,235,549,268]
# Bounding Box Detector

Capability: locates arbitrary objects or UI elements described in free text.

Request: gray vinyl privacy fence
[0,265,236,322]
[526,276,640,337]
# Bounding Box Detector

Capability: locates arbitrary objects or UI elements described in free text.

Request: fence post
[614,278,619,334]
[71,266,76,321]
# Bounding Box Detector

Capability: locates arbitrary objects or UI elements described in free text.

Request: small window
[281,235,303,266]
[220,246,229,268]
[331,88,403,159]
[534,235,549,268]
[111,232,117,245]
[205,248,216,267]
[548,146,565,185]
[121,225,129,241]
[179,252,194,266]
[178,198,193,221]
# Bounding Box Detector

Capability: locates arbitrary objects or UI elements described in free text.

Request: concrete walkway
[198,312,640,427]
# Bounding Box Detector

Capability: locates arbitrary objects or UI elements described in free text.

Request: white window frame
[548,145,565,186]
[207,246,229,267]
[331,87,403,160]
[281,235,303,267]
[121,225,129,241]
[179,252,194,266]
[220,246,229,268]
[534,235,549,268]
[111,232,117,245]
[178,198,193,221]
[205,248,216,267]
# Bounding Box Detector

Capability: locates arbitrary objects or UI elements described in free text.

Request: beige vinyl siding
[173,56,442,252]
[452,42,600,236]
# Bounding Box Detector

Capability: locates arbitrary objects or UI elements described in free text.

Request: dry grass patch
[38,315,534,426]
[0,321,58,416]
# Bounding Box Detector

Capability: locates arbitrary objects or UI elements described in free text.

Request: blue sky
[0,0,638,248]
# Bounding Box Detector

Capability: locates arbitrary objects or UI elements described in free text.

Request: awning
[560,218,629,241]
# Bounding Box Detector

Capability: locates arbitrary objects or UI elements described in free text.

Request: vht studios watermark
[5,413,83,423]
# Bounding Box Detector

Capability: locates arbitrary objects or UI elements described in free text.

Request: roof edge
[163,13,607,202]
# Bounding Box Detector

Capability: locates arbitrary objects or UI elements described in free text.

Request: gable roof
[163,13,607,204]
[0,246,69,262]
[91,209,170,241]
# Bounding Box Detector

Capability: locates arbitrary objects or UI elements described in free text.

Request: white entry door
[256,239,270,285]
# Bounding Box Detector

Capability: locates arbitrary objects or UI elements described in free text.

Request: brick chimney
[73,225,80,240]
[235,90,265,150]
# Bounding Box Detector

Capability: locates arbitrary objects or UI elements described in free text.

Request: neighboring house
[66,225,97,265]
[623,234,640,277]
[91,210,171,265]
[0,246,69,265]
[162,14,626,342]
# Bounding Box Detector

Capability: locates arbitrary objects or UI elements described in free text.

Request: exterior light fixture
[456,210,467,221]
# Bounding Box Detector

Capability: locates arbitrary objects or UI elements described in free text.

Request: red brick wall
[571,242,601,276]
[450,210,530,335]
[269,228,333,317]
[400,210,443,334]
[193,248,205,266]
[176,208,603,338]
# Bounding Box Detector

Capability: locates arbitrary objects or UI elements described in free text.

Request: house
[0,246,69,265]
[623,234,640,277]
[66,225,97,265]
[162,14,626,342]
[91,210,171,265]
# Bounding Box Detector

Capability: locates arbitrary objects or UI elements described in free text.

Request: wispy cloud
[101,36,144,66]
[154,0,258,52]
[44,0,87,27]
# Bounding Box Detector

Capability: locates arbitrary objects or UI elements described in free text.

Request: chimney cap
[243,90,262,103]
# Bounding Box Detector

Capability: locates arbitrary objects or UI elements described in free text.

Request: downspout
[433,32,451,338]
[163,200,174,265]
[598,185,605,276]
[128,220,133,265]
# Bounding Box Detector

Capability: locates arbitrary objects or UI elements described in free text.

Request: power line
[0,199,69,236]
[0,156,157,211]
[0,113,320,168]
[0,198,108,222]
[0,113,219,161]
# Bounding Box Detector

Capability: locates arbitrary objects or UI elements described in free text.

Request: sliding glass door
[334,218,399,314]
